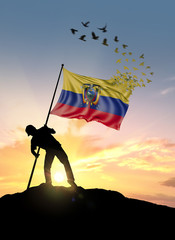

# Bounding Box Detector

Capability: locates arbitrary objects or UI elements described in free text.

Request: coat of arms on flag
[82,84,102,105]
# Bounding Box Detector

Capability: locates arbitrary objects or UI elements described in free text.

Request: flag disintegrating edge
[51,68,130,130]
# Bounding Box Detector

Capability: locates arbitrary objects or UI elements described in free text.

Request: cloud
[74,137,175,173]
[0,127,27,149]
[161,177,175,187]
[117,138,175,172]
[161,87,175,95]
[131,192,175,208]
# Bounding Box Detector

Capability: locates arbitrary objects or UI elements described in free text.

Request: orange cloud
[74,137,175,173]
[161,177,175,188]
[117,138,175,172]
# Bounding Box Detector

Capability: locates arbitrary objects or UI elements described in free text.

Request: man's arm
[31,144,40,158]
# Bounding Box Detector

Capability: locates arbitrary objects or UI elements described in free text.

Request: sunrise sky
[1,0,175,207]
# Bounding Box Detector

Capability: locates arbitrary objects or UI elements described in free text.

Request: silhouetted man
[25,125,77,188]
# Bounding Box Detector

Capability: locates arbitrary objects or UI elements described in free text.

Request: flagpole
[27,64,64,190]
[45,64,64,126]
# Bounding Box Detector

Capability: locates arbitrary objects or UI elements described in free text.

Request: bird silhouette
[122,44,128,49]
[102,38,108,46]
[133,67,139,71]
[91,32,99,40]
[81,21,90,27]
[70,28,78,34]
[79,35,86,41]
[114,36,119,42]
[147,78,152,83]
[116,59,121,63]
[139,62,144,66]
[98,24,107,32]
[124,66,129,70]
[115,48,119,53]
[140,54,144,59]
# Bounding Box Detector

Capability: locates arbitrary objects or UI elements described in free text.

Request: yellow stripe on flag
[62,68,131,104]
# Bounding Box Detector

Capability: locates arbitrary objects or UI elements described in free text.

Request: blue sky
[1,0,175,145]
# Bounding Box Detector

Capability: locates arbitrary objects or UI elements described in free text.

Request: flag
[51,68,131,130]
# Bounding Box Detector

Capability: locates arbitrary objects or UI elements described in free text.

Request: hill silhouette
[0,184,174,236]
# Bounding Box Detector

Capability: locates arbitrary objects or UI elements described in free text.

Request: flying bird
[91,32,99,40]
[70,28,78,34]
[133,67,139,71]
[147,78,152,83]
[115,48,119,53]
[140,54,144,59]
[98,24,107,32]
[139,62,144,66]
[114,36,119,42]
[116,59,121,63]
[124,66,129,70]
[81,21,90,27]
[102,38,109,46]
[122,44,128,49]
[79,35,86,41]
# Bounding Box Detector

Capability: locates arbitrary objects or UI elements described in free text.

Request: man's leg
[55,148,76,186]
[44,151,54,184]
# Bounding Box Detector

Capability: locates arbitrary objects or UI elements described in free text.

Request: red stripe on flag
[51,102,124,130]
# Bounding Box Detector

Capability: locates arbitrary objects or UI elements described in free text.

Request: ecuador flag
[51,68,131,130]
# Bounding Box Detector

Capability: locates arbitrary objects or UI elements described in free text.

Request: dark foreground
[0,184,174,236]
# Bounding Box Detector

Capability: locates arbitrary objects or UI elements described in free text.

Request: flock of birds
[70,21,153,93]
[70,21,119,46]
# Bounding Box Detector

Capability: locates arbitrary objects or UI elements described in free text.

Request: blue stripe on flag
[57,90,129,118]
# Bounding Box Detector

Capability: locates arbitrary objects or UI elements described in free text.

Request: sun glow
[53,172,65,183]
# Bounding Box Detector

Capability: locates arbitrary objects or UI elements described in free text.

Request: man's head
[25,125,37,136]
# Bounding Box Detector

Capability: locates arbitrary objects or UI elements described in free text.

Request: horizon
[0,0,175,207]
